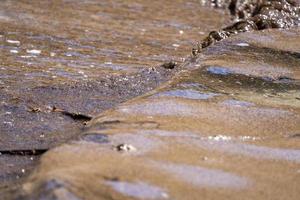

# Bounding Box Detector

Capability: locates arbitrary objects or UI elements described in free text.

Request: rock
[115,144,137,152]
[18,28,300,200]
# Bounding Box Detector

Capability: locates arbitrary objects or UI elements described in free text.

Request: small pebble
[116,144,137,152]
[161,61,177,69]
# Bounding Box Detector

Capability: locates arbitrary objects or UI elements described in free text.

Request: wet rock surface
[1,0,300,199]
[0,0,228,193]
[16,28,300,200]
[193,0,300,54]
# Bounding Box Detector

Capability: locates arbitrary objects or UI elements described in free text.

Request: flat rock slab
[0,0,227,151]
[0,0,228,191]
[17,28,300,200]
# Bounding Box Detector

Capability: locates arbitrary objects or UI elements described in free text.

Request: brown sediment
[192,0,300,55]
[16,28,300,200]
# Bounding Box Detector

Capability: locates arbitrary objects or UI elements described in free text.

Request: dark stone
[194,0,300,53]
[161,61,177,69]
